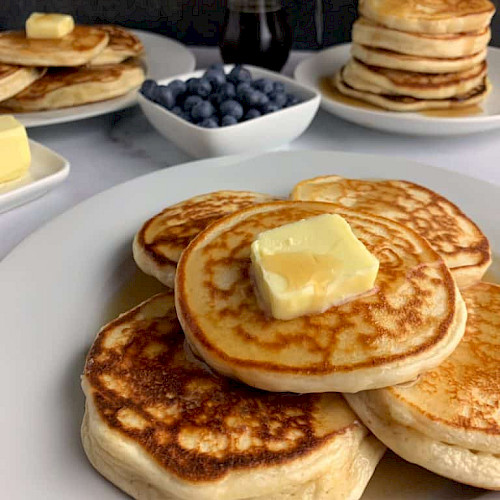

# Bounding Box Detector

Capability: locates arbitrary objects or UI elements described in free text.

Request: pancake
[291,176,491,288]
[352,17,491,58]
[1,60,145,111]
[133,191,276,288]
[0,64,45,102]
[343,58,487,99]
[89,25,144,65]
[175,201,467,394]
[81,292,385,500]
[351,43,487,73]
[345,282,500,490]
[359,0,496,34]
[334,69,491,112]
[0,25,109,67]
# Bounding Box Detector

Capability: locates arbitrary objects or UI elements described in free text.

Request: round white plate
[11,30,196,128]
[294,44,500,136]
[0,151,498,499]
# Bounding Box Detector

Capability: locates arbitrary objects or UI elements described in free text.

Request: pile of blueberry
[140,64,302,128]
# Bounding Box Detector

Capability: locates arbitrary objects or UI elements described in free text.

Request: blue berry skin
[183,95,203,112]
[218,82,236,99]
[236,82,252,99]
[171,106,182,116]
[187,78,212,97]
[240,89,260,107]
[199,117,219,128]
[255,91,269,107]
[204,68,226,88]
[285,94,301,107]
[253,78,274,95]
[167,79,187,99]
[273,81,285,93]
[156,86,175,109]
[208,63,225,72]
[221,115,238,127]
[140,79,157,99]
[191,100,216,120]
[268,91,287,108]
[228,65,252,84]
[244,108,262,121]
[261,102,280,114]
[219,99,244,120]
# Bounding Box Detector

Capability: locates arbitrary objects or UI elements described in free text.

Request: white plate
[0,139,69,213]
[294,44,500,136]
[0,151,498,499]
[10,30,196,128]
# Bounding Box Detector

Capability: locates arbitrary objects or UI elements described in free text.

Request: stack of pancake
[0,24,145,112]
[81,177,499,498]
[334,0,496,111]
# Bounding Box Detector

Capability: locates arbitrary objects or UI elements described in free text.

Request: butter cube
[26,13,75,39]
[0,116,31,183]
[250,214,379,320]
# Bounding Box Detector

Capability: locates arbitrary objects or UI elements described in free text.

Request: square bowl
[137,64,320,158]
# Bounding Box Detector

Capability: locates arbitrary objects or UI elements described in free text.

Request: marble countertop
[2,46,500,261]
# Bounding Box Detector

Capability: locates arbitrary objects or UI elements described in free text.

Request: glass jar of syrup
[219,0,292,72]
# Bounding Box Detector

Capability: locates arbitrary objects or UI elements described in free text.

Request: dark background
[1,0,499,49]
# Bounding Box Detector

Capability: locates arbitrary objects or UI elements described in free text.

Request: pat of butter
[26,13,75,39]
[250,214,379,320]
[0,116,31,184]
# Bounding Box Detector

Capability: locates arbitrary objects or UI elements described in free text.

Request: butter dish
[0,139,70,213]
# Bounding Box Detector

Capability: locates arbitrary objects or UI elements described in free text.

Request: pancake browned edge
[291,176,491,288]
[81,292,386,500]
[1,60,145,111]
[175,201,467,394]
[90,25,144,65]
[0,64,45,102]
[345,282,500,490]
[0,26,109,67]
[133,191,276,288]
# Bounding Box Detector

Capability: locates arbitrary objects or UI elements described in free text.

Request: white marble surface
[2,46,500,261]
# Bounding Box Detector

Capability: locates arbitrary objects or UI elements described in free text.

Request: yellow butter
[26,13,75,39]
[0,116,31,183]
[250,214,379,320]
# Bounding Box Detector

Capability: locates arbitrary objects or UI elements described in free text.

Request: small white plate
[0,139,70,213]
[10,30,196,128]
[138,65,320,158]
[294,44,500,136]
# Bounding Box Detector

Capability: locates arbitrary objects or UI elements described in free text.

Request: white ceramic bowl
[138,64,320,158]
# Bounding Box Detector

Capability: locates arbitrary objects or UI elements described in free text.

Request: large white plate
[11,30,196,128]
[294,44,500,136]
[0,139,69,213]
[0,151,498,499]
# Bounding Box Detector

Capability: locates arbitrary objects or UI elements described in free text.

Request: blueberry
[240,89,260,107]
[253,78,274,95]
[167,79,187,99]
[191,100,215,120]
[179,112,193,122]
[261,102,280,114]
[236,82,252,99]
[268,91,287,108]
[140,79,157,99]
[183,95,203,112]
[228,65,252,84]
[187,78,212,97]
[273,81,285,93]
[221,115,238,127]
[285,94,301,107]
[244,108,262,121]
[219,99,244,120]
[208,63,225,72]
[218,82,236,99]
[171,106,182,116]
[156,86,175,109]
[204,68,226,88]
[199,117,219,128]
[255,91,269,107]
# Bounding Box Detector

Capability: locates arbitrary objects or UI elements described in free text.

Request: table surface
[2,46,500,261]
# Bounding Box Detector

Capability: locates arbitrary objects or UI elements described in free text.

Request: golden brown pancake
[175,201,467,394]
[359,0,496,34]
[346,282,500,490]
[0,63,45,102]
[291,176,491,288]
[133,191,276,288]
[2,60,145,111]
[0,26,109,67]
[81,292,385,500]
[89,25,144,65]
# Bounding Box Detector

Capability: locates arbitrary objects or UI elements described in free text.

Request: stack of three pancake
[335,0,496,111]
[0,24,145,112]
